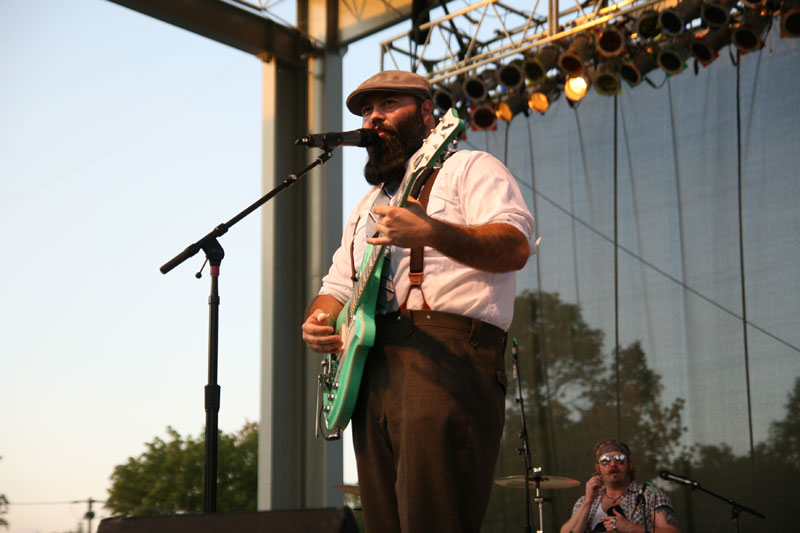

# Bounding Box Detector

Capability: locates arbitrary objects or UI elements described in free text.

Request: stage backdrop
[467,31,799,533]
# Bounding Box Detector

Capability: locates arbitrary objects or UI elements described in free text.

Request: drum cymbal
[495,474,580,490]
[334,484,360,496]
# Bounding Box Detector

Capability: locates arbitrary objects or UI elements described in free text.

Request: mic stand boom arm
[159,149,333,513]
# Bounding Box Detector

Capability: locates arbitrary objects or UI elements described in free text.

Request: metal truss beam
[107,0,319,63]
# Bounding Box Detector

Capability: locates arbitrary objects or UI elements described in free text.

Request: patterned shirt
[570,480,674,532]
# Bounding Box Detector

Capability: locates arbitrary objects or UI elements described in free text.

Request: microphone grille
[360,129,379,147]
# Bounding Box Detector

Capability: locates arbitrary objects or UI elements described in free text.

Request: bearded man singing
[301,70,536,533]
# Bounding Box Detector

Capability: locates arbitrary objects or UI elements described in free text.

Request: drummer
[560,440,679,533]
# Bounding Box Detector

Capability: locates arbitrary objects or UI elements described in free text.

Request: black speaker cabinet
[97,507,358,533]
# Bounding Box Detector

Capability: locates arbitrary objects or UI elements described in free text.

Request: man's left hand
[602,508,634,532]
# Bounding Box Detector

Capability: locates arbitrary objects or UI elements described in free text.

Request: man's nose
[364,108,385,127]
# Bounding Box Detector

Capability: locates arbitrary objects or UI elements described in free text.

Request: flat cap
[346,70,432,115]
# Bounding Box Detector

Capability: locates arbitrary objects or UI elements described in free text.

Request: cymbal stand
[512,340,550,533]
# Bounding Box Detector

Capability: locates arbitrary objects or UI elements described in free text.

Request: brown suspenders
[349,168,441,309]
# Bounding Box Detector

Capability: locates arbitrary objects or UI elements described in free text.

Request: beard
[363,106,428,188]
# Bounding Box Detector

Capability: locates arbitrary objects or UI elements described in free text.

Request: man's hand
[367,197,434,249]
[602,507,633,532]
[585,474,604,502]
[301,309,342,354]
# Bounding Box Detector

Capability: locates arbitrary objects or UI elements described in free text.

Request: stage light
[432,80,463,112]
[656,35,691,75]
[597,24,627,57]
[690,26,731,66]
[659,0,701,35]
[619,48,658,86]
[558,34,595,75]
[523,45,561,83]
[733,11,770,52]
[781,0,800,37]
[495,92,529,122]
[527,78,561,113]
[592,60,622,95]
[496,60,525,91]
[636,9,662,40]
[564,73,591,102]
[700,0,737,28]
[463,69,498,102]
[470,103,497,130]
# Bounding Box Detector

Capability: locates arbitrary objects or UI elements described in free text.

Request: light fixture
[463,69,498,102]
[781,0,800,37]
[564,73,591,102]
[592,60,622,95]
[558,34,595,75]
[470,103,497,130]
[619,48,658,86]
[733,11,770,52]
[523,45,561,83]
[659,0,701,36]
[495,91,529,122]
[496,60,525,91]
[527,78,561,113]
[597,23,628,57]
[700,0,737,28]
[636,9,662,40]
[690,26,731,66]
[432,80,463,112]
[656,35,691,75]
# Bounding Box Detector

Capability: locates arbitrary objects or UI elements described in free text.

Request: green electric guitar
[316,108,465,441]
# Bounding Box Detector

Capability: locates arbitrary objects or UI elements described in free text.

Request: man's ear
[421,98,435,128]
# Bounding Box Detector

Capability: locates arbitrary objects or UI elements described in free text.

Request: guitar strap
[399,168,439,311]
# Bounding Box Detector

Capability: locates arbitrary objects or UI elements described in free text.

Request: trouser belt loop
[469,318,481,348]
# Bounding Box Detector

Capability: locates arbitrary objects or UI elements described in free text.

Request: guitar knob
[328,393,335,401]
[334,382,340,389]
[323,405,331,412]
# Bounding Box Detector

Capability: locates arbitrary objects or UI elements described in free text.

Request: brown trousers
[352,310,507,533]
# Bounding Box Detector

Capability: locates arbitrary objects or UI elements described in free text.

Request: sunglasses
[598,453,627,466]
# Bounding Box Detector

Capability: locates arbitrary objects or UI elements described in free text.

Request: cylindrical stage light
[690,26,731,66]
[781,0,800,37]
[659,0,701,36]
[564,73,591,102]
[700,0,737,28]
[559,34,595,75]
[463,69,498,102]
[527,78,560,114]
[620,48,658,86]
[593,60,622,95]
[657,37,691,75]
[470,104,497,130]
[432,80,462,112]
[733,11,770,52]
[496,60,525,90]
[636,9,662,39]
[597,24,627,57]
[496,92,528,122]
[523,45,561,83]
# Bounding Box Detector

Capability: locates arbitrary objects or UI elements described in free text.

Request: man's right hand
[584,475,604,502]
[301,309,343,354]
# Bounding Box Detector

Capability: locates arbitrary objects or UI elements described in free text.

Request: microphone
[634,483,647,508]
[295,129,379,148]
[659,470,700,488]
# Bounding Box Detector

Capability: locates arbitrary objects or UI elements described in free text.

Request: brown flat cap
[346,70,432,115]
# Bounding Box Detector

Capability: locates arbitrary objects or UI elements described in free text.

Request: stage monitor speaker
[97,507,358,533]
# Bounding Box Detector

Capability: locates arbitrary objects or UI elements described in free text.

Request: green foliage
[105,422,258,516]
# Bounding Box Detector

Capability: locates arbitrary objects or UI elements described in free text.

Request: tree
[105,422,258,516]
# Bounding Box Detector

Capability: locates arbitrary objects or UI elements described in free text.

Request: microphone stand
[512,339,548,533]
[160,149,334,513]
[661,474,765,532]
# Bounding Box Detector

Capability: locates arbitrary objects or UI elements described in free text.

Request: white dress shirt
[319,150,535,331]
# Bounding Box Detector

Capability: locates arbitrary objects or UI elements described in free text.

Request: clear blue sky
[0,1,389,531]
